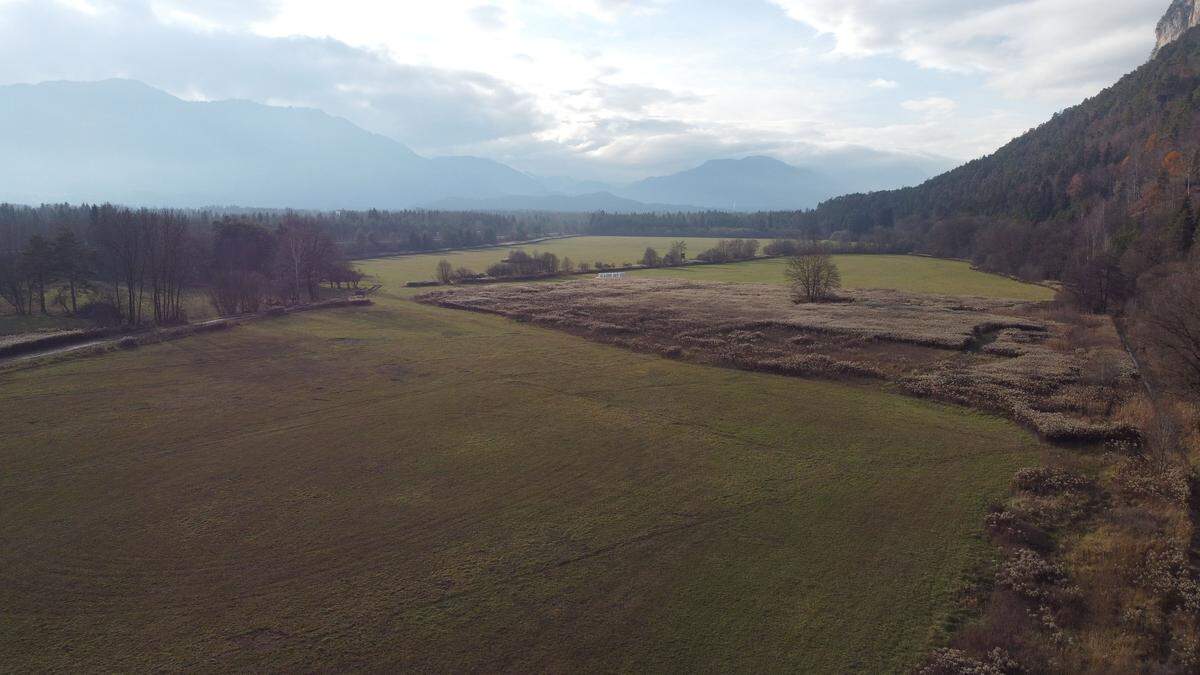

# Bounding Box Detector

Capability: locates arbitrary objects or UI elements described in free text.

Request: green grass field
[0,272,1046,671]
[631,255,1055,300]
[363,237,1053,301]
[363,235,748,286]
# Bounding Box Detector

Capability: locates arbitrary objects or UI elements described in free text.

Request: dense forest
[802,27,1200,286]
[0,204,584,262]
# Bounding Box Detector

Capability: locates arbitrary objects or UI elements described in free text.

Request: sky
[0,0,1170,182]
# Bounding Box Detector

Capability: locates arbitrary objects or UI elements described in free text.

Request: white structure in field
[596,272,626,279]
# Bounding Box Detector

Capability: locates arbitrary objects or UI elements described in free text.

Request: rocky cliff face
[1155,0,1200,56]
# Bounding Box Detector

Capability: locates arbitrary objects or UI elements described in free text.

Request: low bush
[1013,467,1095,496]
[917,647,1020,675]
[984,506,1054,551]
[1113,458,1191,505]
[996,548,1067,602]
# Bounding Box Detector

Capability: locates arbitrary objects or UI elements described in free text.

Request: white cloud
[868,78,898,89]
[0,0,549,149]
[468,4,506,30]
[901,96,957,116]
[771,0,1163,101]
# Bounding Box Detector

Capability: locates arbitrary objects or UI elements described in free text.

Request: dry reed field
[419,278,1139,442]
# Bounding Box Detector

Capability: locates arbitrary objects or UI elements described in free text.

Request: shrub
[1012,467,1094,496]
[764,239,802,257]
[1113,458,1190,504]
[695,239,760,262]
[917,648,1020,675]
[984,506,1053,551]
[75,299,122,326]
[996,548,1066,602]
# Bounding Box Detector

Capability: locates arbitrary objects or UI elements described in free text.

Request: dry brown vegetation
[418,278,1138,443]
[918,396,1200,674]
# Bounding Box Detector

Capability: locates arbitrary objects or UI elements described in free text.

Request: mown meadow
[0,256,1049,671]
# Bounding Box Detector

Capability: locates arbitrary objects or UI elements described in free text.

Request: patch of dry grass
[419,278,1139,442]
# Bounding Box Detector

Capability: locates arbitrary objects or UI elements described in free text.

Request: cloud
[0,0,1166,185]
[901,96,957,116]
[556,0,670,21]
[467,4,506,30]
[148,0,281,26]
[576,80,701,113]
[0,0,548,150]
[771,0,1163,101]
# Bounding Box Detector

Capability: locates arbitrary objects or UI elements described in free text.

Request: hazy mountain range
[0,79,952,212]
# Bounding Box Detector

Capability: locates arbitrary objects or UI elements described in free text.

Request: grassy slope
[0,279,1044,672]
[632,255,1055,301]
[364,238,1053,301]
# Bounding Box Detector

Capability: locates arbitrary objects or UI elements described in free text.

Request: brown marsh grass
[419,278,1139,442]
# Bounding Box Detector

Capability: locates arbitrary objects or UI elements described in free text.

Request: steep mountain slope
[810,25,1200,278]
[1156,0,1200,55]
[0,79,546,209]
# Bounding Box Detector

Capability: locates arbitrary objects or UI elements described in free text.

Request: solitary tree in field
[641,247,660,267]
[785,252,841,303]
[436,259,454,284]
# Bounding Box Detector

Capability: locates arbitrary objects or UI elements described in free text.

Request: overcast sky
[0,0,1169,181]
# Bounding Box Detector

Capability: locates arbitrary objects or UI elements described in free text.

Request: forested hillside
[809,27,1200,287]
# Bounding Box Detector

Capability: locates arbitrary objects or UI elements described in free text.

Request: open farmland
[362,236,756,285]
[0,284,1046,672]
[631,255,1056,301]
[364,238,1054,301]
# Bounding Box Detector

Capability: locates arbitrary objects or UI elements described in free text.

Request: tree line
[0,203,585,263]
[1,206,359,324]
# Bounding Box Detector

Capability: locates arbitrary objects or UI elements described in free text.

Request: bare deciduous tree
[436,259,454,285]
[276,217,337,303]
[785,252,841,303]
[1140,263,1200,393]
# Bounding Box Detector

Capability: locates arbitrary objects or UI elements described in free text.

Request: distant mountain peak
[0,78,542,208]
[0,78,946,211]
[1155,0,1200,57]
